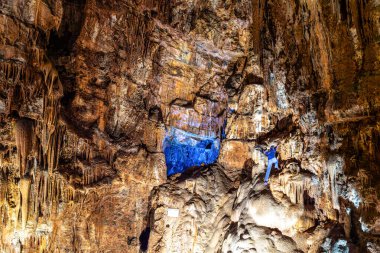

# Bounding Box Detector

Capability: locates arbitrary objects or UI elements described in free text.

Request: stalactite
[24,169,78,223]
[76,138,116,167]
[327,156,344,210]
[82,166,107,186]
[64,185,75,203]
[21,232,49,252]
[105,148,116,165]
[0,177,7,206]
[46,125,65,175]
[42,94,59,131]
[0,62,36,87]
[15,118,34,178]
[278,172,316,206]
[40,59,62,97]
[38,87,65,174]
[31,48,44,68]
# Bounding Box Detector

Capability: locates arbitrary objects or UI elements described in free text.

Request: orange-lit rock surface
[0,0,379,252]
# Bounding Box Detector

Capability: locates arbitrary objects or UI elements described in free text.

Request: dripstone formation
[0,0,379,252]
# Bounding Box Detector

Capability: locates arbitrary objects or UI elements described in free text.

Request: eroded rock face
[0,0,379,252]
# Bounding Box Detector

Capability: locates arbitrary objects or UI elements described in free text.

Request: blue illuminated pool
[163,127,221,176]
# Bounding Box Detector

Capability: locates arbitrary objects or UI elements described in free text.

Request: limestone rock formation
[0,0,379,252]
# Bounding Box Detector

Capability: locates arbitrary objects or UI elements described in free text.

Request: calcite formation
[0,0,379,252]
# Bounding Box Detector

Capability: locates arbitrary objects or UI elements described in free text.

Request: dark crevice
[148,106,164,122]
[169,98,194,108]
[47,0,87,57]
[139,227,150,251]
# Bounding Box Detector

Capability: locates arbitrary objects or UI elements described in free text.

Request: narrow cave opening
[47,0,87,56]
[148,106,163,122]
[139,227,150,252]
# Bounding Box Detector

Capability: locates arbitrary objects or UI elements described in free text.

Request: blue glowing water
[163,127,220,176]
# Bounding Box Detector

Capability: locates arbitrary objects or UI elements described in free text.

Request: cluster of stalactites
[59,133,117,187]
[13,116,66,179]
[0,48,62,101]
[277,170,318,208]
[81,164,110,186]
[15,233,49,253]
[75,141,116,166]
[0,169,84,253]
[0,62,38,89]
[75,143,116,186]
[0,169,79,231]
[39,121,65,175]
[29,171,77,214]
[0,39,68,249]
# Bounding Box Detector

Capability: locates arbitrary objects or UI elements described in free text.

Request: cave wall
[0,0,379,252]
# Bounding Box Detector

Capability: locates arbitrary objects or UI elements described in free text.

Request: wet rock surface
[0,0,379,252]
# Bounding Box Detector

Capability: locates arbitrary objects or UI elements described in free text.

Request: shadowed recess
[139,227,150,251]
[163,127,220,176]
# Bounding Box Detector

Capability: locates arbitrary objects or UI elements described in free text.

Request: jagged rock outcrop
[0,0,379,252]
[148,166,234,253]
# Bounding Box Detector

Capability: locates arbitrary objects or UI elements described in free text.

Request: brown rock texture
[0,0,379,252]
